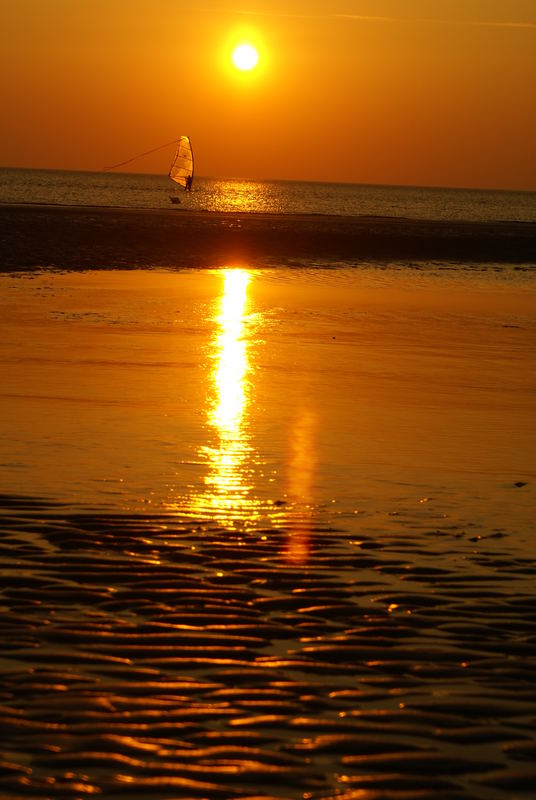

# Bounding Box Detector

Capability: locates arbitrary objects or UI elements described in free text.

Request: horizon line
[1,164,534,195]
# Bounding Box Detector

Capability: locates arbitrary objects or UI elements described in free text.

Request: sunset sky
[1,0,535,190]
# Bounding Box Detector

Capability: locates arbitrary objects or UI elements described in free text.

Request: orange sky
[1,0,535,190]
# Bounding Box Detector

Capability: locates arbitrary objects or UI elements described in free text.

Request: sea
[1,166,535,223]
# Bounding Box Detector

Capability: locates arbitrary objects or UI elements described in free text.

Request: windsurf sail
[169,136,194,191]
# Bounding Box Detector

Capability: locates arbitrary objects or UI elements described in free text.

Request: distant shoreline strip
[1,203,535,269]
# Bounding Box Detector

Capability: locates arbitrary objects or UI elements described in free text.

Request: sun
[232,44,259,72]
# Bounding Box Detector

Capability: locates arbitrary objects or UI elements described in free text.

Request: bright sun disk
[232,44,258,71]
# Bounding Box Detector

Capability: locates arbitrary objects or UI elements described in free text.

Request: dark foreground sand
[1,492,536,799]
[1,203,536,269]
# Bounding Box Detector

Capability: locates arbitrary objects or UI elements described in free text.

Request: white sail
[169,136,194,191]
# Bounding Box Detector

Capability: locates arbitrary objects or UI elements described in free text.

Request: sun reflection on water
[184,269,265,525]
[202,179,282,213]
[210,270,249,432]
[168,268,318,545]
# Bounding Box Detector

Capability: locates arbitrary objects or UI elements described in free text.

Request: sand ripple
[1,493,536,799]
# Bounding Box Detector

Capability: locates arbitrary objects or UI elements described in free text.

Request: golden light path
[187,269,264,526]
[211,270,249,433]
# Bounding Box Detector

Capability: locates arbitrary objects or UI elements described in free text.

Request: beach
[1,217,536,798]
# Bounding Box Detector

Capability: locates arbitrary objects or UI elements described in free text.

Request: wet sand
[1,268,536,798]
[1,495,536,799]
[1,202,536,269]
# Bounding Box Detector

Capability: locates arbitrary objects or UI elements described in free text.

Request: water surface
[1,267,536,799]
[2,166,535,221]
[1,267,534,538]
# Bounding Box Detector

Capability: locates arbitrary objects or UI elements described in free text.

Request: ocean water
[1,166,535,222]
[2,267,535,523]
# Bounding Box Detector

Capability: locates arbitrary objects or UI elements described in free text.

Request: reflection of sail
[285,408,317,563]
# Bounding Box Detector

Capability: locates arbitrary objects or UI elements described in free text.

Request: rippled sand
[2,494,536,799]
[1,267,536,798]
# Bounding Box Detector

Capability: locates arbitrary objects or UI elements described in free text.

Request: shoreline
[1,202,535,269]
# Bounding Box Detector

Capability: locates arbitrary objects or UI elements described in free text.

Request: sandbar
[1,202,536,269]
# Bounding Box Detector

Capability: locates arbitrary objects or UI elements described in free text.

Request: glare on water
[183,269,266,525]
[210,270,250,432]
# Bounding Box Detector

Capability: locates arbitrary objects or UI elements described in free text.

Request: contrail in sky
[205,9,536,30]
[335,15,536,29]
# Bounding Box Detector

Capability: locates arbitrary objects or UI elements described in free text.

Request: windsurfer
[169,136,194,194]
